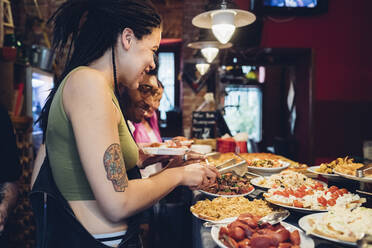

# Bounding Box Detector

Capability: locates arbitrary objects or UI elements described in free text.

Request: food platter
[298,213,357,247]
[246,161,290,176]
[250,176,327,191]
[211,221,315,248]
[190,197,277,224]
[197,187,255,198]
[333,170,372,183]
[142,147,187,156]
[307,166,343,181]
[264,198,328,214]
[249,176,270,189]
[191,212,237,224]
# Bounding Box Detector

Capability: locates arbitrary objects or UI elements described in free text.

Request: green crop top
[46,66,139,201]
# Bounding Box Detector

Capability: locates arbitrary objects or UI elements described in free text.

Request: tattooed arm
[0,182,18,231]
[62,68,217,222]
[103,143,128,192]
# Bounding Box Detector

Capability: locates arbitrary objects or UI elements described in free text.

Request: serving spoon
[257,210,290,226]
[203,210,290,228]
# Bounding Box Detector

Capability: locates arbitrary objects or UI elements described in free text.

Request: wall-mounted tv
[253,0,328,16]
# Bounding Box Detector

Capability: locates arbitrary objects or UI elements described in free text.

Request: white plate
[264,198,328,214]
[211,221,315,248]
[247,162,290,176]
[250,176,271,190]
[198,187,255,198]
[298,213,356,246]
[333,170,372,183]
[142,147,187,156]
[191,212,237,223]
[250,177,327,190]
[307,166,344,181]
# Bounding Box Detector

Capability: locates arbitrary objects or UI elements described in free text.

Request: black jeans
[30,154,142,248]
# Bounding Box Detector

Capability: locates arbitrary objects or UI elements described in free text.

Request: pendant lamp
[192,0,256,44]
[188,29,232,64]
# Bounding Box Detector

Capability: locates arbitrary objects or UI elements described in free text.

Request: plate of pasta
[190,197,277,222]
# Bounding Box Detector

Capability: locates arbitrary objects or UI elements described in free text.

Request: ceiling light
[196,63,210,76]
[211,10,236,44]
[201,47,219,63]
[188,41,232,63]
[192,0,256,44]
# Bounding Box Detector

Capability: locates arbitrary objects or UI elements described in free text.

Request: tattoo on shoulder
[103,143,128,192]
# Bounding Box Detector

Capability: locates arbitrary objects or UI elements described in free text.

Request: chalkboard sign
[192,111,216,139]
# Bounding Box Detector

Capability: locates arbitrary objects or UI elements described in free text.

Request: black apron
[30,153,142,248]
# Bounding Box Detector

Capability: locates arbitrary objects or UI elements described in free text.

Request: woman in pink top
[132,78,163,144]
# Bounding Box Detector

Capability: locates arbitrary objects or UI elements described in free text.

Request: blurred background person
[0,105,21,248]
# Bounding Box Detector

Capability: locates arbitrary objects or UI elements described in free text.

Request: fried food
[190,197,275,221]
[316,156,362,174]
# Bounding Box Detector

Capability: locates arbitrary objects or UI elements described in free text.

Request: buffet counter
[191,178,370,248]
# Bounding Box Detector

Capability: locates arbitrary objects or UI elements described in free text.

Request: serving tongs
[203,210,290,228]
[357,233,372,248]
[217,160,247,175]
[215,158,237,170]
[217,161,260,177]
[356,164,372,177]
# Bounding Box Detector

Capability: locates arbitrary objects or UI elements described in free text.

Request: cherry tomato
[298,185,307,192]
[294,191,305,198]
[338,188,348,196]
[282,190,290,197]
[317,196,327,206]
[287,188,295,195]
[329,186,338,193]
[327,198,336,206]
[331,193,339,199]
[293,200,304,208]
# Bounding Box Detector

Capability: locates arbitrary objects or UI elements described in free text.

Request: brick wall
[181,0,209,133]
[13,0,212,133]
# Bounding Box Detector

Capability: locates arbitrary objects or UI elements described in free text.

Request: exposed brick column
[181,0,208,133]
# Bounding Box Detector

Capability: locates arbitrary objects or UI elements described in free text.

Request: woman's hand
[137,148,171,169]
[178,163,219,189]
[166,150,206,168]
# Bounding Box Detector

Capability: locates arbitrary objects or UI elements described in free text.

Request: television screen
[264,0,318,8]
[254,0,327,15]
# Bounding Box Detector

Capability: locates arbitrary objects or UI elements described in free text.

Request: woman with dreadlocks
[30,1,218,247]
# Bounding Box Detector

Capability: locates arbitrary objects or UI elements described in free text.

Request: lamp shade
[201,47,219,63]
[196,63,210,76]
[192,8,255,45]
[211,10,236,44]
[188,40,232,64]
[212,23,235,44]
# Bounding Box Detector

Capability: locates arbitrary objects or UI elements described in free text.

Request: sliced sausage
[289,230,301,245]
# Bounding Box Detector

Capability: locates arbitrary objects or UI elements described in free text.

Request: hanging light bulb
[196,63,210,76]
[211,10,236,44]
[201,47,219,63]
[192,0,256,44]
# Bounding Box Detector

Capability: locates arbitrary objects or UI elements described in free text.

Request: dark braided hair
[38,0,161,139]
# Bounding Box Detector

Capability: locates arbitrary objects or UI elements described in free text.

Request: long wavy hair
[38,0,161,139]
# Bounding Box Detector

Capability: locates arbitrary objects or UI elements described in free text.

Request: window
[157,52,175,120]
[223,86,262,141]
